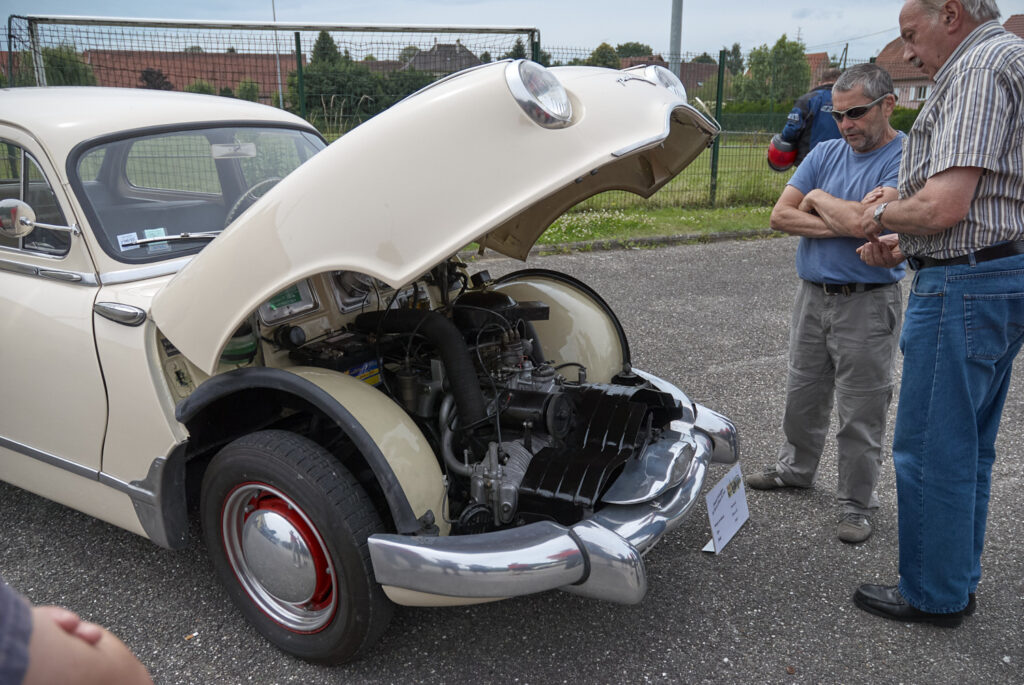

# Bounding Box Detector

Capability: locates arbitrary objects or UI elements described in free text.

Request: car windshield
[73,125,326,264]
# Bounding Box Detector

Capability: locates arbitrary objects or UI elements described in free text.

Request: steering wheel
[225,177,282,226]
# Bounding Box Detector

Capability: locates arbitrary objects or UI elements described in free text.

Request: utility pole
[272,0,284,108]
[669,0,683,76]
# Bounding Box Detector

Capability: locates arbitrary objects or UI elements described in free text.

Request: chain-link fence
[5,15,894,208]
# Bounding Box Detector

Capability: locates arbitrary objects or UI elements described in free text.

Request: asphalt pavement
[2,235,1022,684]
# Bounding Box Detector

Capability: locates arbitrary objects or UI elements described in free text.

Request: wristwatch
[873,201,889,226]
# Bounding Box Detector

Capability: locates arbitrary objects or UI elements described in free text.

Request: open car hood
[151,62,719,374]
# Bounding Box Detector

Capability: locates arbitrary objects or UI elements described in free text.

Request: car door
[0,129,107,477]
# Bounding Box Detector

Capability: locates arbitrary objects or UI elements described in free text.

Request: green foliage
[694,52,717,64]
[536,48,552,67]
[615,41,654,58]
[185,79,215,95]
[479,51,492,64]
[226,47,237,54]
[501,38,528,60]
[288,60,380,131]
[399,45,420,63]
[219,86,235,98]
[236,78,259,102]
[12,45,98,86]
[735,35,809,103]
[377,68,435,109]
[311,31,342,66]
[139,68,173,90]
[588,43,621,69]
[363,54,376,62]
[184,45,204,53]
[889,106,921,133]
[723,43,745,75]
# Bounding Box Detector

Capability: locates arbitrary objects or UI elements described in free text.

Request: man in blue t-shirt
[747,63,906,545]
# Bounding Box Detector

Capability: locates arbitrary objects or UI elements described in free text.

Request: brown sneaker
[838,513,872,543]
[746,465,798,490]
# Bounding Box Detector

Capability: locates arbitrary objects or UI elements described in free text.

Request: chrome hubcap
[222,483,337,632]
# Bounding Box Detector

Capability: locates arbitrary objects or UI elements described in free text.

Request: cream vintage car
[0,61,737,664]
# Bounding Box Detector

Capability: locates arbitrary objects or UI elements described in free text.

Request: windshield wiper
[126,231,222,246]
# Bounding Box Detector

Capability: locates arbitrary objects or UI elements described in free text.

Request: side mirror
[0,198,80,239]
[0,198,37,238]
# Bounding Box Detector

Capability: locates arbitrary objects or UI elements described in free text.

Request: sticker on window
[144,227,169,252]
[211,143,257,159]
[117,232,140,251]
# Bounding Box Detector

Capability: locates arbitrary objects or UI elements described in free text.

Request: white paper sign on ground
[702,462,749,554]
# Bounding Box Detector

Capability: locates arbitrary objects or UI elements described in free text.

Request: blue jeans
[895,252,1024,613]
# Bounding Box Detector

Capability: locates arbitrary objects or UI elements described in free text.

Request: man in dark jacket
[780,68,843,164]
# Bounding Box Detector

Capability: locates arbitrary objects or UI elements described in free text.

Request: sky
[3,0,1024,60]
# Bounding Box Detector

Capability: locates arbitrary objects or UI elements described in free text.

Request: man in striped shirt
[856,0,1024,628]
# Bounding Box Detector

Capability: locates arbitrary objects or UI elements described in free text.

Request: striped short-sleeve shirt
[898,22,1024,259]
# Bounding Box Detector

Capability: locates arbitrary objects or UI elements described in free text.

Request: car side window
[0,140,71,256]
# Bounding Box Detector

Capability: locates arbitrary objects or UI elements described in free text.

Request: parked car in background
[0,60,737,663]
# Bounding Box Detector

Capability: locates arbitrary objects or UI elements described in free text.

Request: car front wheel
[200,429,392,664]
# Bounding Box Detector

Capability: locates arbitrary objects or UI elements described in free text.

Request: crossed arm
[770,184,898,239]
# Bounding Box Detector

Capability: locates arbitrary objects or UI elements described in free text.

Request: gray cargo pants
[774,279,903,515]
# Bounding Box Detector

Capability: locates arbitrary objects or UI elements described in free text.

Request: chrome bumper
[368,403,737,606]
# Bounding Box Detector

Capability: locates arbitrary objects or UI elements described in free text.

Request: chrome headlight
[644,65,688,103]
[505,60,573,129]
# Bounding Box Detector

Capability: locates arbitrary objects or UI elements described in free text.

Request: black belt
[906,240,1024,270]
[805,280,895,295]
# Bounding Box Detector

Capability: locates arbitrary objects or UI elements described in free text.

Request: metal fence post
[710,49,726,207]
[530,30,540,62]
[294,32,305,120]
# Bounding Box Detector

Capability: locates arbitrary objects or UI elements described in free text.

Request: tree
[310,30,342,66]
[398,45,420,63]
[501,38,528,60]
[226,47,237,54]
[9,45,98,86]
[616,41,653,58]
[236,78,260,102]
[139,68,173,90]
[723,42,744,75]
[219,86,235,98]
[185,79,215,95]
[735,35,809,102]
[479,51,492,63]
[536,48,553,67]
[587,43,621,69]
[693,52,717,64]
[184,45,204,53]
[363,54,376,62]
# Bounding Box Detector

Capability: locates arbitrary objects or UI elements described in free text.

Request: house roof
[404,42,481,73]
[1004,14,1024,39]
[81,50,299,97]
[874,37,929,82]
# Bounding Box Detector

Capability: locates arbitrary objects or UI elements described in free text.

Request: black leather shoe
[965,592,977,617]
[853,584,964,628]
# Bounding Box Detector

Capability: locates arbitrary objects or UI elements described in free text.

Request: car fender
[176,366,449,536]
[493,269,629,383]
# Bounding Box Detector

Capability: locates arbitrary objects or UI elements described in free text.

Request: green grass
[537,205,773,245]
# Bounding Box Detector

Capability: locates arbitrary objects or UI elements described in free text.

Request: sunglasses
[830,94,891,122]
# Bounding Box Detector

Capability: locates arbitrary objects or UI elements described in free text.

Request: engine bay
[160,260,687,534]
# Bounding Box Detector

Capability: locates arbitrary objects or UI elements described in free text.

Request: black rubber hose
[354,309,487,429]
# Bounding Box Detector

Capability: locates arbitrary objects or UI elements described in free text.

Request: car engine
[266,263,684,534]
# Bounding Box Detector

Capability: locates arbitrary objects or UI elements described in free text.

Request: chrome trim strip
[0,434,157,504]
[0,258,38,277]
[367,431,718,605]
[0,258,98,285]
[38,269,83,283]
[99,256,192,285]
[0,434,96,480]
[94,302,147,326]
